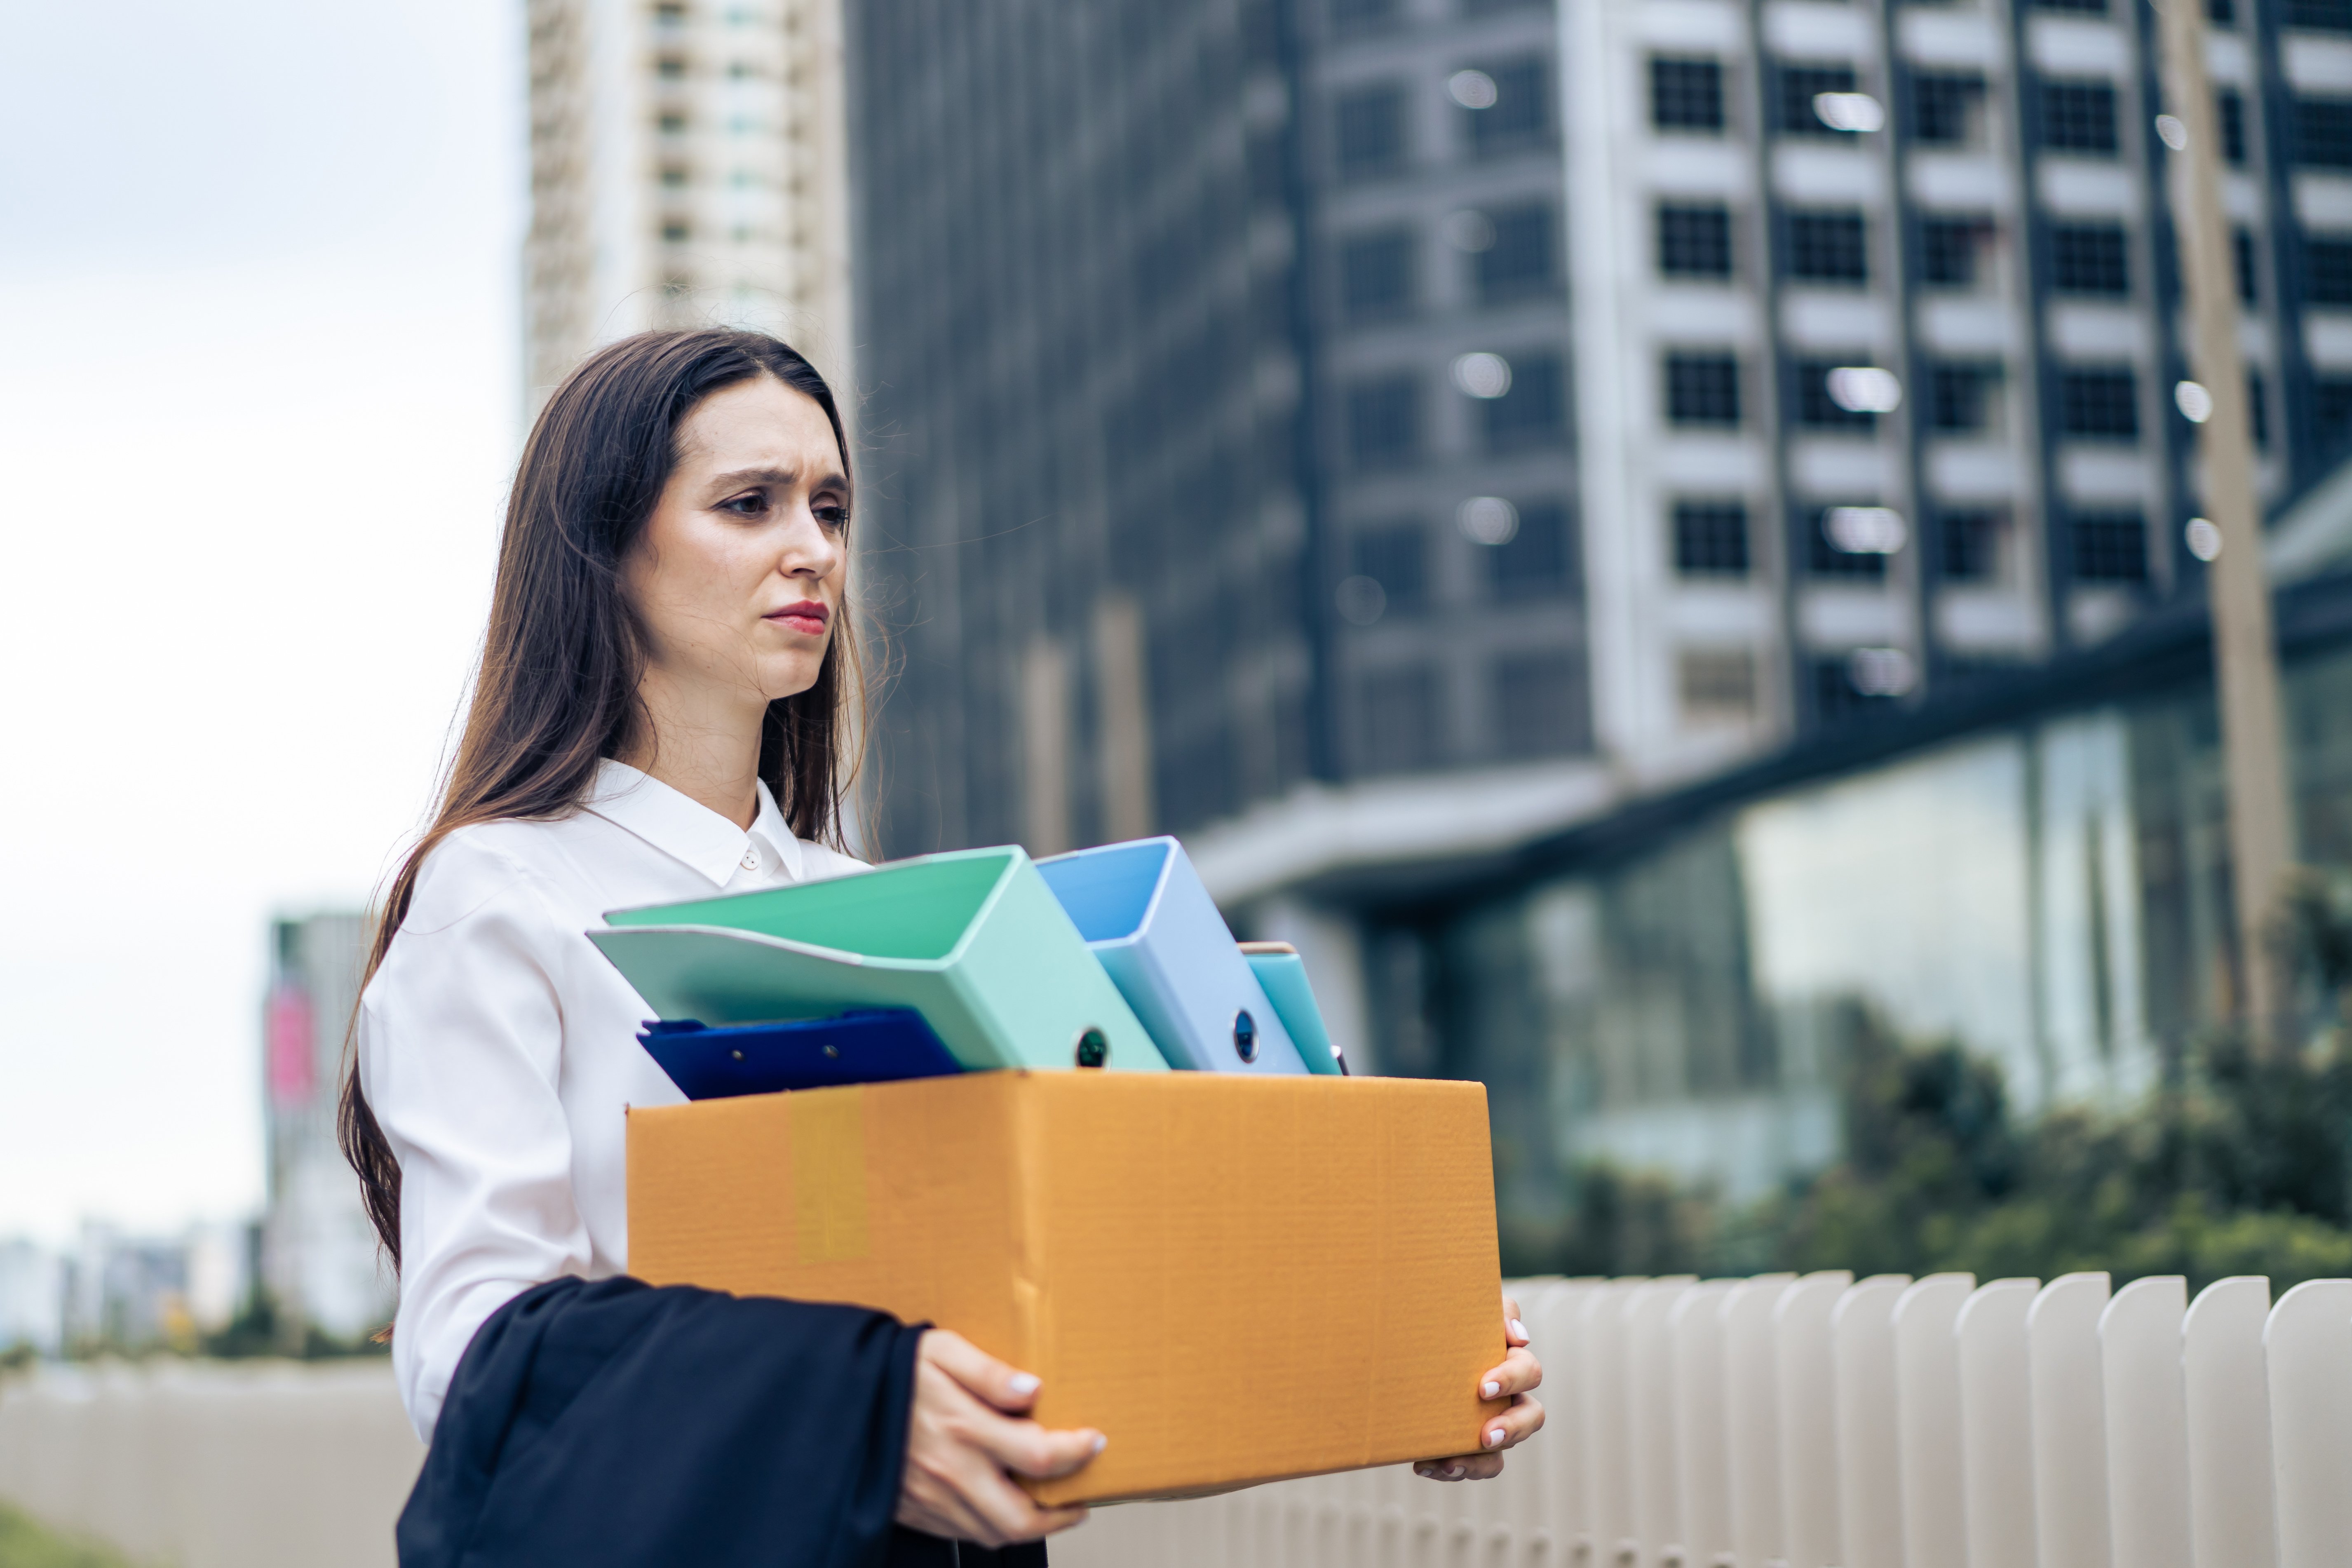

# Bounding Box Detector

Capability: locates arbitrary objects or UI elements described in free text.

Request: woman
[343,329,1543,1568]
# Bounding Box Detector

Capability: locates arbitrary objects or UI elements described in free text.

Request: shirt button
[740,846,759,871]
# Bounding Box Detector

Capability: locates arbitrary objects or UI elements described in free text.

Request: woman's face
[624,374,848,715]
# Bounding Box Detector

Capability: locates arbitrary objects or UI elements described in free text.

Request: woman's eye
[815,503,848,530]
[720,493,768,516]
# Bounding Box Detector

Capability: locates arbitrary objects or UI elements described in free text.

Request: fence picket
[2264,1278,2352,1568]
[1580,1280,1644,1568]
[1774,1271,1852,1568]
[1537,1280,1598,1562]
[2098,1275,2190,1568]
[1892,1274,1975,1568]
[2180,1276,2275,1568]
[1719,1274,1794,1568]
[2027,1273,2112,1568]
[1627,1278,1696,1568]
[1831,1274,1911,1568]
[1668,1282,1737,1568]
[1956,1278,2039,1568]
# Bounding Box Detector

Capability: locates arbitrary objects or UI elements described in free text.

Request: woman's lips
[766,601,830,636]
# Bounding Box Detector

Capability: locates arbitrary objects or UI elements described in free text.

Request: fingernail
[1446,1465,1465,1479]
[1485,1427,1505,1448]
[1415,1465,1434,1478]
[1508,1319,1528,1341]
[1007,1373,1041,1397]
[1481,1380,1501,1399]
[1091,1434,1108,1454]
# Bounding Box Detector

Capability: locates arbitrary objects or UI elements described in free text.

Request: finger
[1502,1294,1525,1345]
[977,1417,1110,1480]
[1476,1345,1542,1401]
[959,1460,1092,1545]
[1413,1453,1504,1481]
[922,1329,1046,1414]
[1474,1393,1545,1453]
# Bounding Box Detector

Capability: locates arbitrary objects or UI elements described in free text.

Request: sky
[0,0,523,1241]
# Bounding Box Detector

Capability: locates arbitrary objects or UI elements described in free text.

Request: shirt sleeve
[359,831,591,1444]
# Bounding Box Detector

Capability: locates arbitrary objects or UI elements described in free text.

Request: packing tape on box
[789,1089,871,1264]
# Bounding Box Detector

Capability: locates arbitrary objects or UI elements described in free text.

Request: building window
[2042,80,2120,154]
[1814,657,1903,723]
[2033,0,2108,11]
[1467,58,1549,158]
[2234,228,2259,303]
[662,219,691,243]
[1786,209,1868,284]
[1793,361,1878,431]
[1340,229,1417,322]
[1477,204,1557,302]
[1336,83,1409,181]
[2318,378,2352,447]
[2208,0,2237,22]
[1493,652,1589,758]
[1913,71,1987,146]
[2295,97,2352,168]
[2218,89,2248,165]
[2059,368,2140,439]
[655,1,688,19]
[1779,63,1861,136]
[1665,352,1742,426]
[1481,353,1566,451]
[2310,236,2352,303]
[1347,373,1422,468]
[1807,507,1891,578]
[656,54,687,79]
[1651,56,1725,133]
[2072,513,2149,581]
[2249,370,2270,448]
[2052,223,2131,294]
[1680,650,1758,723]
[2288,0,2352,27]
[1479,499,1573,599]
[1357,665,1443,775]
[660,164,690,187]
[658,112,689,134]
[1657,203,1733,279]
[1921,216,1993,287]
[1928,361,2003,433]
[1350,523,1428,614]
[1940,509,2006,581]
[1673,500,1751,576]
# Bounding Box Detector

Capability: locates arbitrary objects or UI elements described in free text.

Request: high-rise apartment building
[845,0,2350,1008]
[259,913,390,1344]
[523,0,854,404]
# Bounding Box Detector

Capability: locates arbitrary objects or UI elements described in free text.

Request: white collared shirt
[357,758,868,1441]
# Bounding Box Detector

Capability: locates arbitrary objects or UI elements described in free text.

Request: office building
[844,0,2352,1077]
[259,913,391,1345]
[0,1240,62,1357]
[523,0,854,404]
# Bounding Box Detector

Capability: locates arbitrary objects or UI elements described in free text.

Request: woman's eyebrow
[705,464,849,493]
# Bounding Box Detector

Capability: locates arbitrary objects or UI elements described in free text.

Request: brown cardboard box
[627,1070,1505,1503]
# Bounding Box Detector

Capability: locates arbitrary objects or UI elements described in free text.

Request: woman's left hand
[1414,1293,1544,1481]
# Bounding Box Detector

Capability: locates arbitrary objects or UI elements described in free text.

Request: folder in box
[591,846,1167,1073]
[1240,944,1346,1075]
[1035,837,1307,1074]
[638,1010,964,1100]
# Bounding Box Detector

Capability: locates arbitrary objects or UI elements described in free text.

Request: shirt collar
[586,758,803,888]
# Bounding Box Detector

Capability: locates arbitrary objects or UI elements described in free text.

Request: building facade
[843,0,2352,1068]
[523,0,854,405]
[259,913,390,1345]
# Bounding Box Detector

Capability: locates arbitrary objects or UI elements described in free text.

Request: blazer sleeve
[397,1277,1049,1568]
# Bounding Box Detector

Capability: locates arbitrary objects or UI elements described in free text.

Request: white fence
[1057,1270,2352,1568]
[4,1273,2346,1568]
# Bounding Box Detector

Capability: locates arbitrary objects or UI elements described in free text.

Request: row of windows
[1337,205,1557,321]
[1669,502,2009,582]
[1333,59,1550,184]
[1345,355,1566,467]
[1341,502,1575,615]
[1657,352,2151,441]
[1355,651,1590,775]
[1328,0,1549,29]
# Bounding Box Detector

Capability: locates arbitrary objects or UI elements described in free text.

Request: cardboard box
[627,1070,1505,1503]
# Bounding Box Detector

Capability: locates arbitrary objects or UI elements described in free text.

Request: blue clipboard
[637,1009,964,1099]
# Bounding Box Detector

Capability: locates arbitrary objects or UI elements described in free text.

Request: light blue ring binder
[1036,838,1309,1075]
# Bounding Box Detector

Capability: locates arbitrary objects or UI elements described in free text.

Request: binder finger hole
[1074,1027,1108,1068]
[1232,1009,1258,1064]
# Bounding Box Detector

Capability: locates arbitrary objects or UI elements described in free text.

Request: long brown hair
[338,329,864,1270]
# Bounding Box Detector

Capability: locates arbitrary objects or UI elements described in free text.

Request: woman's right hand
[894,1329,1106,1547]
